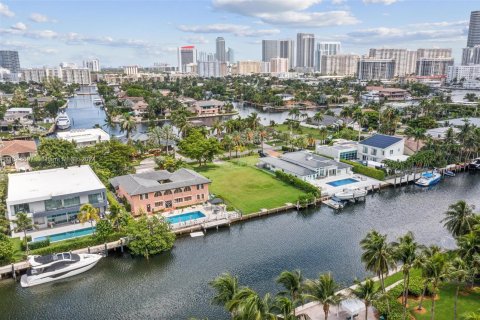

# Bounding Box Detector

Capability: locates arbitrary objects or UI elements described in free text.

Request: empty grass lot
[196,156,305,214]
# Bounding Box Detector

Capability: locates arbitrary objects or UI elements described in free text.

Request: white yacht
[20,252,102,288]
[415,171,441,187]
[55,112,71,130]
[469,158,480,170]
[334,188,367,200]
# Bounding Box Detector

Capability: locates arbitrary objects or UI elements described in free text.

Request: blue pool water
[166,211,206,224]
[327,178,359,187]
[34,226,96,242]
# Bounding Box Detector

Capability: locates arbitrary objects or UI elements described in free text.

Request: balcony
[31,200,107,218]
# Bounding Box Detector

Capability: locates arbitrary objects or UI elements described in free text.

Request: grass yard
[196,156,305,214]
[274,124,325,139]
[410,284,480,320]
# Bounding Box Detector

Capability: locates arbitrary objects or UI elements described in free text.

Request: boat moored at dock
[55,112,71,130]
[415,171,441,187]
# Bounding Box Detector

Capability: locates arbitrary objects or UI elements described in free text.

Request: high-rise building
[315,42,341,73]
[123,66,138,75]
[320,54,359,77]
[416,58,454,77]
[357,58,395,80]
[368,48,408,77]
[226,48,235,64]
[296,33,315,71]
[279,40,294,70]
[235,61,261,75]
[416,48,452,59]
[0,50,20,82]
[447,65,480,83]
[216,37,226,62]
[21,66,91,84]
[198,61,221,78]
[467,11,480,47]
[83,59,100,72]
[177,46,197,72]
[462,46,480,65]
[262,40,279,62]
[270,58,289,74]
[405,50,418,75]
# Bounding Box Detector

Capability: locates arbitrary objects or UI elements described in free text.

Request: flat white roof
[56,128,110,144]
[7,165,105,204]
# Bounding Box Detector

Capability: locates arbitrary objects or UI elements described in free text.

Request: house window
[45,199,62,211]
[363,146,368,153]
[154,191,162,197]
[88,193,103,204]
[201,194,205,199]
[63,196,80,208]
[164,190,172,195]
[155,201,163,207]
[174,198,183,203]
[382,151,385,156]
[390,150,394,155]
[196,185,200,190]
[371,149,377,156]
[184,196,192,202]
[13,203,30,215]
[174,188,183,194]
[197,195,200,200]
[146,204,151,212]
[184,186,191,192]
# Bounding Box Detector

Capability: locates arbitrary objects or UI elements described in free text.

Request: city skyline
[0,0,477,67]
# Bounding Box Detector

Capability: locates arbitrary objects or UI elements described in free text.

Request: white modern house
[6,165,107,239]
[4,107,33,124]
[56,128,110,147]
[357,134,404,162]
[316,139,358,161]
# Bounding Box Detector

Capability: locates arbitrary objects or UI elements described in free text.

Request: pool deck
[311,173,387,197]
[12,221,97,241]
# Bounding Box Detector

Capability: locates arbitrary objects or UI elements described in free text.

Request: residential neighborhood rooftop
[0,139,37,156]
[359,134,403,149]
[282,151,351,170]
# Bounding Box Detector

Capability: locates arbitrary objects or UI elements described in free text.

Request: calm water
[0,173,478,319]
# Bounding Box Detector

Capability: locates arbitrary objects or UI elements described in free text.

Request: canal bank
[0,173,478,319]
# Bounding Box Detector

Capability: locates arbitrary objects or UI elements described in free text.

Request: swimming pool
[166,211,206,224]
[34,226,96,243]
[326,178,359,187]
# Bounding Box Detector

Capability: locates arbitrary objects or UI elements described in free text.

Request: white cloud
[213,0,322,15]
[183,35,210,44]
[29,13,53,23]
[332,0,346,4]
[0,27,58,39]
[258,10,359,27]
[11,22,27,31]
[363,0,398,5]
[178,24,280,37]
[0,3,14,17]
[409,20,468,28]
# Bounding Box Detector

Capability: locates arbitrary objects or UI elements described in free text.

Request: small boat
[415,171,441,187]
[469,158,480,170]
[21,252,102,288]
[55,112,71,130]
[334,188,367,200]
[444,170,455,177]
[93,98,103,106]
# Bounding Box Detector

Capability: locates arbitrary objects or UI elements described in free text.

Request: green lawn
[380,268,422,288]
[274,124,325,139]
[196,157,305,214]
[410,284,480,320]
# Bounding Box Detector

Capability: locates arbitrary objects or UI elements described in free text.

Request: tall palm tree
[303,273,343,320]
[425,251,449,320]
[120,114,136,139]
[442,200,476,238]
[405,126,427,152]
[274,296,296,320]
[211,120,224,140]
[78,203,100,231]
[352,108,367,142]
[13,212,38,252]
[258,130,268,153]
[276,270,303,315]
[449,257,470,320]
[232,132,244,158]
[247,112,260,131]
[360,230,396,293]
[415,245,441,311]
[352,278,380,320]
[210,273,239,319]
[313,112,324,129]
[227,287,276,320]
[222,135,234,159]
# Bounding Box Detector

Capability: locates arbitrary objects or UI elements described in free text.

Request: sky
[0,0,477,68]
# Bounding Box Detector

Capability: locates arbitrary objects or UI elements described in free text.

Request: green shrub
[341,160,386,181]
[373,284,404,320]
[22,238,50,251]
[274,171,321,197]
[0,234,14,265]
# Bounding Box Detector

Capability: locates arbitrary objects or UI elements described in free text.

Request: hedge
[29,232,125,256]
[274,171,321,197]
[22,238,50,251]
[341,160,386,181]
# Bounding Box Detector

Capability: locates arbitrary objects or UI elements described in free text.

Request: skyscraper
[296,33,315,71]
[315,42,341,73]
[226,48,235,64]
[467,10,480,47]
[177,46,197,72]
[262,40,279,62]
[83,59,100,72]
[216,37,226,62]
[279,40,294,70]
[462,46,480,65]
[0,50,20,81]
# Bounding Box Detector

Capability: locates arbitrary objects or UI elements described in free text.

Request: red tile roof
[0,140,37,156]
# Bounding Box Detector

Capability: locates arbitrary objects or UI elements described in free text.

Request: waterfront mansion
[110,169,211,216]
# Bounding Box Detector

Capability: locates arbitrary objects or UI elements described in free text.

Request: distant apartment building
[197,60,221,78]
[462,46,480,65]
[270,58,289,74]
[416,48,452,59]
[236,61,261,74]
[315,42,341,73]
[110,169,211,215]
[296,33,315,71]
[262,40,279,62]
[62,67,91,84]
[368,48,417,77]
[279,40,295,70]
[0,50,20,82]
[83,59,100,72]
[6,166,107,233]
[177,46,197,73]
[123,66,138,75]
[226,47,235,64]
[467,10,480,47]
[357,58,395,80]
[447,65,480,82]
[416,58,454,77]
[216,37,226,62]
[320,54,359,77]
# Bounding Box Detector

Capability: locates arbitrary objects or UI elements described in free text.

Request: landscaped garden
[196,156,306,214]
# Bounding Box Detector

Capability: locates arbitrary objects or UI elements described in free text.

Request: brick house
[109,169,210,216]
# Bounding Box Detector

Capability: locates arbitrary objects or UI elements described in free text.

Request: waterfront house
[365,86,410,101]
[110,169,210,216]
[131,100,149,117]
[441,117,480,128]
[193,99,225,116]
[357,134,404,162]
[0,139,37,170]
[316,139,358,161]
[6,165,107,235]
[4,107,33,124]
[259,151,352,181]
[426,127,460,140]
[56,128,110,147]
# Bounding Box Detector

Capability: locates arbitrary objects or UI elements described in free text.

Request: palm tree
[120,114,136,139]
[222,135,234,159]
[415,245,441,311]
[352,278,380,320]
[78,203,100,231]
[360,230,396,293]
[462,311,480,320]
[232,132,244,158]
[247,112,260,131]
[274,296,296,320]
[211,120,224,140]
[258,130,268,153]
[425,251,449,320]
[303,273,343,320]
[276,270,303,315]
[313,112,324,129]
[449,257,470,320]
[210,273,239,319]
[13,212,38,252]
[442,200,476,238]
[405,126,427,152]
[352,108,367,142]
[227,287,275,320]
